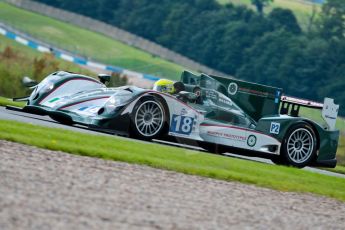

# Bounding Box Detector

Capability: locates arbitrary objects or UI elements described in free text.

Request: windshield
[187,74,256,128]
[199,74,228,95]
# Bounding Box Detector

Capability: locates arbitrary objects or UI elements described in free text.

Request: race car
[8,70,340,168]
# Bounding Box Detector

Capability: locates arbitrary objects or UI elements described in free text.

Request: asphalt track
[0,106,344,179]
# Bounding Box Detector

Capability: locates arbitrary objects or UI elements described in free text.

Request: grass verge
[325,165,345,175]
[0,97,25,108]
[0,119,344,201]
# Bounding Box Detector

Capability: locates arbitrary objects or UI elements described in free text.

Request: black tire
[280,122,317,168]
[130,97,168,140]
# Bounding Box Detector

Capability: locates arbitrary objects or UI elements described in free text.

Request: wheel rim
[135,100,164,137]
[286,128,314,164]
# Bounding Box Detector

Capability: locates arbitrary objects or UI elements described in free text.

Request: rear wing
[280,96,339,131]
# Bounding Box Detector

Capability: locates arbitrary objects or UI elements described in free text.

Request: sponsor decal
[247,135,257,147]
[270,122,280,134]
[78,106,100,113]
[228,82,238,95]
[181,108,187,115]
[325,115,336,120]
[237,87,275,98]
[48,97,60,103]
[275,90,281,104]
[205,90,218,100]
[78,106,89,111]
[281,96,323,108]
[207,131,246,142]
[218,94,233,106]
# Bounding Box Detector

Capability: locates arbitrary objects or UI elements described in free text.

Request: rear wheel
[131,97,166,140]
[280,123,317,168]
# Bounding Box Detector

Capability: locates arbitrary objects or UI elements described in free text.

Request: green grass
[0,2,184,80]
[0,119,344,202]
[0,96,25,108]
[325,165,345,175]
[218,0,320,29]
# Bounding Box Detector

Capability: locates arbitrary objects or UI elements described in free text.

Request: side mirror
[98,74,111,84]
[22,76,38,88]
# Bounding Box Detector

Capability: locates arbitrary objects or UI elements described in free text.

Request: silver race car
[8,70,340,168]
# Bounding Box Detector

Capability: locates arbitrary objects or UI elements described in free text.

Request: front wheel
[280,123,317,168]
[130,97,167,140]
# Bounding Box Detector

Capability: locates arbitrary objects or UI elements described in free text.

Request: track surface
[0,106,344,179]
[1,140,345,229]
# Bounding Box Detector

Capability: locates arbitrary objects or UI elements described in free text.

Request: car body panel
[257,116,338,163]
[199,123,281,154]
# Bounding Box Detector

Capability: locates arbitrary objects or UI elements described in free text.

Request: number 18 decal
[170,115,194,135]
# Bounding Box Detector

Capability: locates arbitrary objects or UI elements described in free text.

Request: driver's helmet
[153,79,175,94]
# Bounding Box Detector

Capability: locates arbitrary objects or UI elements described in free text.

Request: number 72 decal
[170,114,194,135]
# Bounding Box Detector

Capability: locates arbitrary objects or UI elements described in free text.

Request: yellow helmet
[153,79,175,94]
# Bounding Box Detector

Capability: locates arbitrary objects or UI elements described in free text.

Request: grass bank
[0,97,25,108]
[326,165,345,175]
[0,119,344,201]
[0,2,184,80]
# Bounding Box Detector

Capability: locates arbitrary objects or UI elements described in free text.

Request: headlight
[37,73,60,91]
[29,81,55,102]
[104,95,132,114]
[41,82,54,93]
[35,79,55,95]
